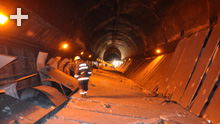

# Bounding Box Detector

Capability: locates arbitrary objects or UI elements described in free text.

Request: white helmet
[74,56,81,60]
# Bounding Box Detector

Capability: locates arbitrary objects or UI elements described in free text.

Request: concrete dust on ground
[46,69,208,124]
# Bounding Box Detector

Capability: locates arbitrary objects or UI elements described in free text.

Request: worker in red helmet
[74,56,92,98]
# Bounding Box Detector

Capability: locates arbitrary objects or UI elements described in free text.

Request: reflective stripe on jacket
[74,62,92,81]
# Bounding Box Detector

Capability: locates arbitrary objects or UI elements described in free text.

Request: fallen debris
[0,54,16,69]
[19,116,24,120]
[176,112,186,117]
[160,114,177,121]
[158,119,165,124]
[4,106,11,111]
[50,106,55,110]
[50,116,58,119]
[100,102,111,108]
[46,68,208,124]
[9,120,19,124]
[89,84,95,87]
[143,90,158,97]
[161,100,177,105]
[32,85,67,106]
[160,116,169,121]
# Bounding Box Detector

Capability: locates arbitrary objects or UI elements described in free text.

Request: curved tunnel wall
[81,0,220,59]
[118,23,220,123]
[3,0,218,60]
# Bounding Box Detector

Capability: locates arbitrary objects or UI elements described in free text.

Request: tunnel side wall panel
[170,29,209,102]
[121,23,220,123]
[117,60,132,73]
[180,23,220,108]
[126,58,155,86]
[156,39,187,94]
[0,41,41,89]
[142,54,172,91]
[190,45,220,116]
[123,59,148,77]
[203,81,220,124]
[130,55,166,87]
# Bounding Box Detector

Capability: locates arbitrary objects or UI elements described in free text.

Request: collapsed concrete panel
[157,39,186,94]
[127,58,154,83]
[32,85,67,106]
[36,51,48,71]
[123,59,145,76]
[138,55,166,88]
[0,94,50,124]
[203,76,220,124]
[143,54,172,91]
[46,56,61,69]
[58,58,70,72]
[190,43,220,116]
[170,29,209,102]
[39,67,78,92]
[180,24,220,108]
[0,83,18,99]
[42,78,66,95]
[0,54,16,69]
[166,31,205,98]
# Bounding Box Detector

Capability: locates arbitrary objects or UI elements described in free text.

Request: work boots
[79,89,85,98]
[81,94,86,98]
[79,90,87,98]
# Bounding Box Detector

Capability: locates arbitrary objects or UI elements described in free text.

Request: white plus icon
[10,8,28,26]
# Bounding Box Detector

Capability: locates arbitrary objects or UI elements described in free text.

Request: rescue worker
[74,56,92,98]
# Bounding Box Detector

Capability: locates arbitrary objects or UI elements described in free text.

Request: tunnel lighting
[156,49,161,54]
[81,52,84,55]
[63,44,68,49]
[89,55,92,58]
[120,61,123,65]
[0,14,8,24]
[128,58,131,61]
[113,60,120,67]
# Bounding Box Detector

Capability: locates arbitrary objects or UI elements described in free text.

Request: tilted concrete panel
[190,44,220,116]
[180,23,220,108]
[157,39,187,94]
[170,29,209,102]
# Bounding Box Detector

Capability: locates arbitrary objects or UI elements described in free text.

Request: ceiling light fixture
[0,14,8,24]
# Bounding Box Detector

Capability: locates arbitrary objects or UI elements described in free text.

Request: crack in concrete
[66,118,94,124]
[68,107,148,120]
[70,96,150,109]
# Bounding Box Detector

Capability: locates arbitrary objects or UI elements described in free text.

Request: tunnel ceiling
[9,0,220,59]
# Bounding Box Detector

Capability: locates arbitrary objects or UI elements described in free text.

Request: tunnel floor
[46,69,207,124]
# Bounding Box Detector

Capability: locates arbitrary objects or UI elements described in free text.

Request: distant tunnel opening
[103,46,121,61]
[104,52,121,61]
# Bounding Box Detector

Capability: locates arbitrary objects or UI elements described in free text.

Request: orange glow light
[128,58,131,61]
[0,14,8,24]
[156,49,161,54]
[26,31,35,37]
[81,52,84,55]
[63,44,68,49]
[89,55,92,58]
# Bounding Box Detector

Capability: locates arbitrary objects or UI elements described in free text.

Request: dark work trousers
[78,80,89,91]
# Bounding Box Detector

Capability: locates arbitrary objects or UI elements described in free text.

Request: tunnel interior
[103,46,121,61]
[0,0,220,123]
